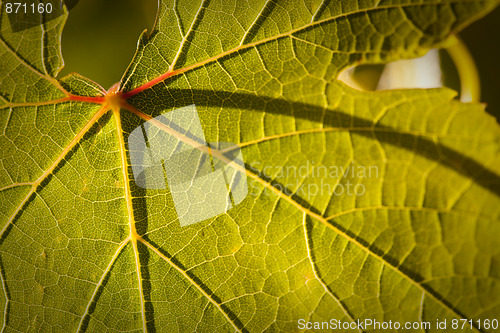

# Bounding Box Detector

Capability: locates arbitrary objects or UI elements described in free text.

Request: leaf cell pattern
[0,0,499,332]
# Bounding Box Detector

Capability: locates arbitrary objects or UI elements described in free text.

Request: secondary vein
[113,107,148,332]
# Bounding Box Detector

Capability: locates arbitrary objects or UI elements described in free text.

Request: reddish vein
[66,94,106,104]
[120,70,179,99]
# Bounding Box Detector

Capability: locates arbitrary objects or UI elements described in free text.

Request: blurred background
[59,0,157,88]
[454,7,500,120]
[58,1,500,120]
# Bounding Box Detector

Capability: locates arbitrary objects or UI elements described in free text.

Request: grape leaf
[1,0,500,332]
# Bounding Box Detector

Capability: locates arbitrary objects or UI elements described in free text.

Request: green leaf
[1,0,500,332]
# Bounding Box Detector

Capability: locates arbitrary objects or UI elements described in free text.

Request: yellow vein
[221,123,495,155]
[163,1,474,78]
[321,158,354,217]
[76,238,131,333]
[0,97,73,110]
[446,177,473,210]
[0,34,66,94]
[220,126,447,154]
[325,205,489,221]
[310,216,481,328]
[137,236,242,332]
[301,212,360,333]
[0,183,34,193]
[0,264,8,333]
[418,291,425,323]
[311,0,327,23]
[40,12,48,76]
[292,34,389,55]
[173,0,184,38]
[0,105,109,239]
[370,107,388,223]
[124,103,480,325]
[169,0,208,71]
[420,273,500,284]
[239,0,271,46]
[0,33,46,78]
[113,108,147,333]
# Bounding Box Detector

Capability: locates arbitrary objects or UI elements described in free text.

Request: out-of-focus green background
[459,7,500,120]
[59,1,500,120]
[59,0,157,88]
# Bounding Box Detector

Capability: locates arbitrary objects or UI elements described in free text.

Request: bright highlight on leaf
[1,0,500,332]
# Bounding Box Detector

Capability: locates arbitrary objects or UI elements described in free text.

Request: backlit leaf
[1,0,499,331]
